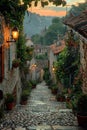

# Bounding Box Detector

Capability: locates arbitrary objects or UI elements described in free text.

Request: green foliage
[21,90,30,101]
[23,66,29,75]
[0,108,4,119]
[26,46,34,61]
[16,33,27,67]
[55,41,80,87]
[55,47,68,84]
[56,93,65,101]
[44,20,66,45]
[68,2,87,17]
[30,80,37,87]
[22,80,32,92]
[12,58,21,68]
[31,34,42,44]
[43,67,50,81]
[46,79,53,86]
[31,17,66,45]
[35,53,48,60]
[5,93,14,103]
[77,94,87,115]
[0,0,26,27]
[0,0,66,27]
[50,84,58,90]
[52,17,61,24]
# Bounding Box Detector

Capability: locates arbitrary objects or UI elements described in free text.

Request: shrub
[77,94,87,115]
[12,58,20,68]
[21,90,30,101]
[5,93,14,104]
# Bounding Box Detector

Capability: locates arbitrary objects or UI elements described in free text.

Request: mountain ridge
[23,12,55,38]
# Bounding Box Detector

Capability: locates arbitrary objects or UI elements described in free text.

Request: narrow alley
[0,82,82,130]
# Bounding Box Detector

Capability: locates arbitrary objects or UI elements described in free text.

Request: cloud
[28,0,85,17]
[29,8,66,17]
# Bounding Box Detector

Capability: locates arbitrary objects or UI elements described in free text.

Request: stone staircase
[0,82,83,130]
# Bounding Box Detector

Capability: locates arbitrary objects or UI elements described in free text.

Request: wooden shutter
[0,46,4,82]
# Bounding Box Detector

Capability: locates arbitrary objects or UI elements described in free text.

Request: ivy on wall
[0,0,66,69]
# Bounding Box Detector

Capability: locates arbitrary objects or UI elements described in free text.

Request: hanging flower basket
[12,59,20,68]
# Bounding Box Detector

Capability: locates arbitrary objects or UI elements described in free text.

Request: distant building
[26,39,34,47]
[48,40,65,83]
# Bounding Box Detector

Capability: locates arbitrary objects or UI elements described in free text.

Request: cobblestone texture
[0,81,83,130]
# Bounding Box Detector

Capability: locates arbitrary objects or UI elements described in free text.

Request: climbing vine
[55,37,80,88]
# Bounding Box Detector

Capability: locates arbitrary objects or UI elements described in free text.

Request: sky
[28,0,85,17]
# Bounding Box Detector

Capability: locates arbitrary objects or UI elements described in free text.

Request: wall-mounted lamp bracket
[6,27,19,43]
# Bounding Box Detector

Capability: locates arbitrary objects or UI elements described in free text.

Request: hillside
[23,12,53,38]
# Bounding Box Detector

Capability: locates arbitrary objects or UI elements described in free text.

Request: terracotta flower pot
[6,102,14,110]
[51,89,57,95]
[12,63,19,68]
[20,100,27,105]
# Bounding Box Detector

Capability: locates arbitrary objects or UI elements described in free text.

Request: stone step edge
[28,125,82,130]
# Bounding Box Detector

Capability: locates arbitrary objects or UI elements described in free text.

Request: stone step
[28,125,82,130]
[52,125,82,130]
[2,126,82,130]
[15,127,26,130]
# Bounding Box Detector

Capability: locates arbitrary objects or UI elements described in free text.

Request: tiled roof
[64,11,87,38]
[50,40,65,55]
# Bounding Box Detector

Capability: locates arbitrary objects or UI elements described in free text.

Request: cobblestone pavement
[0,81,83,130]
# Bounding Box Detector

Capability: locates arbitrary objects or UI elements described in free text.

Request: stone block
[15,127,25,130]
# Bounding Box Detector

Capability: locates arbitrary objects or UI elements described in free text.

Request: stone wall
[1,68,22,103]
[0,14,22,105]
[80,40,87,94]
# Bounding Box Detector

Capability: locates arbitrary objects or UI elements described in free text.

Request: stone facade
[64,10,87,94]
[48,40,65,83]
[48,46,57,83]
[80,38,87,93]
[0,14,22,107]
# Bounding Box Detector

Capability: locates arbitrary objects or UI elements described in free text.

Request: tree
[52,17,61,24]
[55,44,80,88]
[16,32,27,68]
[0,0,66,27]
[31,17,66,45]
[67,2,87,17]
[31,34,43,44]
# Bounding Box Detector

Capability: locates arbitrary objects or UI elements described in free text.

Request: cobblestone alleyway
[0,81,83,130]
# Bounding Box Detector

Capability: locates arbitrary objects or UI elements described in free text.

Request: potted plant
[5,93,15,110]
[30,80,37,89]
[0,107,4,119]
[56,93,65,102]
[12,58,20,68]
[20,90,29,105]
[51,84,58,95]
[76,94,87,127]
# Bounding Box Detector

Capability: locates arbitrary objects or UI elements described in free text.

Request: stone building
[0,14,21,107]
[48,40,65,83]
[64,10,87,94]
